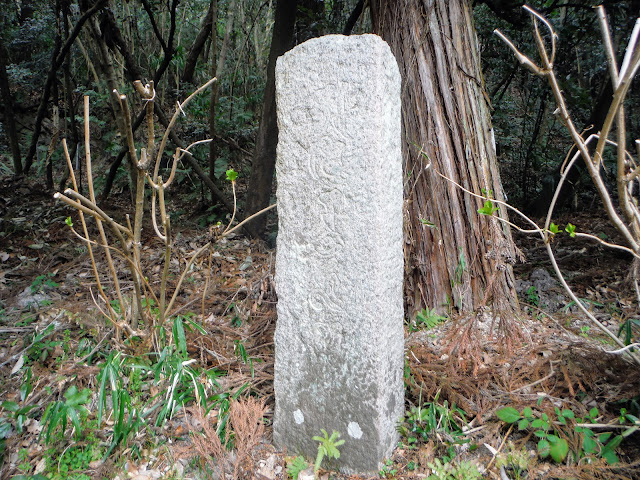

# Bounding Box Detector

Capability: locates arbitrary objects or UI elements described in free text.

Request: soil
[0,176,639,480]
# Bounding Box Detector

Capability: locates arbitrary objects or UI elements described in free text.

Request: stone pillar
[273,34,404,474]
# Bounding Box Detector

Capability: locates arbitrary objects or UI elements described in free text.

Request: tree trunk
[22,0,106,174]
[370,0,519,317]
[183,2,215,85]
[209,0,218,183]
[59,3,81,192]
[0,35,22,175]
[243,0,298,236]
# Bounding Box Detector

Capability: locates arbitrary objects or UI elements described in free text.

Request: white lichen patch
[347,421,363,439]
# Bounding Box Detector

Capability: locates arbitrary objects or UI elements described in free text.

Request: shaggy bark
[370,0,519,316]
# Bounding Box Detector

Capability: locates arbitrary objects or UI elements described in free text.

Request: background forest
[1,1,640,480]
[1,0,639,217]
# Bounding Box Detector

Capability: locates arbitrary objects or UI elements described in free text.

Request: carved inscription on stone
[273,34,404,474]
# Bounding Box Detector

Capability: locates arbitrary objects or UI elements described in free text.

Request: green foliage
[495,442,531,480]
[172,315,188,359]
[40,386,91,443]
[496,404,636,464]
[525,285,540,306]
[426,458,482,480]
[312,429,345,473]
[397,391,469,462]
[286,456,309,480]
[20,367,33,402]
[561,298,603,313]
[477,189,499,216]
[95,352,149,456]
[617,317,640,346]
[565,223,577,237]
[447,248,469,310]
[477,200,499,216]
[17,447,31,473]
[46,443,100,480]
[25,323,59,363]
[409,307,447,332]
[379,458,398,477]
[1,401,37,434]
[0,415,11,461]
[496,406,568,462]
[225,168,238,182]
[30,272,58,294]
[419,218,437,229]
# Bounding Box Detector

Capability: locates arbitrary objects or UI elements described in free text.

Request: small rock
[257,454,278,479]
[16,286,51,309]
[34,457,47,474]
[298,467,315,480]
[239,255,253,271]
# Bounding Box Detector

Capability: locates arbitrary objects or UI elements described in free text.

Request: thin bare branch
[619,18,640,82]
[154,77,217,181]
[223,203,278,237]
[493,30,542,75]
[596,6,619,85]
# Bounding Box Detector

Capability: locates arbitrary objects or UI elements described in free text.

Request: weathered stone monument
[273,34,404,474]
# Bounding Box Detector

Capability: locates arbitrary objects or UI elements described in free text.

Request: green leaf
[1,401,19,412]
[0,421,12,438]
[549,438,569,462]
[20,367,32,402]
[65,217,73,227]
[565,223,576,238]
[16,415,24,432]
[518,418,529,430]
[66,406,82,437]
[225,169,238,182]
[183,316,207,335]
[496,407,521,423]
[602,449,619,464]
[589,407,599,419]
[523,407,533,418]
[562,409,575,419]
[64,386,91,407]
[477,200,499,216]
[599,432,612,443]
[287,456,309,480]
[537,439,550,458]
[419,218,437,228]
[583,436,597,454]
[605,434,624,450]
[531,419,545,429]
[549,223,560,235]
[534,430,547,438]
[173,317,187,358]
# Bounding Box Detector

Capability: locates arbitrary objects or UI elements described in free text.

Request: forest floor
[0,175,639,480]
